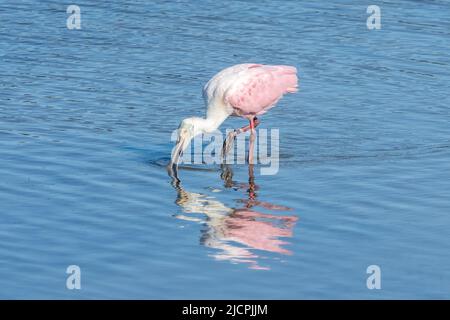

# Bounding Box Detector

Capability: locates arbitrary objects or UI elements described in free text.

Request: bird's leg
[222,117,260,160]
[222,130,238,161]
[248,117,256,165]
[220,164,234,188]
[246,164,257,207]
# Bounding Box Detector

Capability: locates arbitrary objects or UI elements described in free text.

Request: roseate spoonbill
[170,63,298,167]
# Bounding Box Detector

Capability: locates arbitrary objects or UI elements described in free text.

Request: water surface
[1,0,450,298]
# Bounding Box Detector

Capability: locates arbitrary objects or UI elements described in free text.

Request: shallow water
[1,0,450,299]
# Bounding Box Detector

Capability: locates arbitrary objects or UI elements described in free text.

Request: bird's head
[170,117,203,167]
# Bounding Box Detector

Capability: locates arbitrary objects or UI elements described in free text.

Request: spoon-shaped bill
[169,131,189,167]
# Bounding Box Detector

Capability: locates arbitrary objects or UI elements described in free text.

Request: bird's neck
[199,103,231,133]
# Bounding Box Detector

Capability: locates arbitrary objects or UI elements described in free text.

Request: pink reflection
[203,207,297,270]
[223,209,297,255]
[172,165,298,270]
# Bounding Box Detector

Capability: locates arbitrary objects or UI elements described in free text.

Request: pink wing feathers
[202,64,298,117]
[225,64,298,116]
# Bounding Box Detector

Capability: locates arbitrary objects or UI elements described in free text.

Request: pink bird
[170,63,298,167]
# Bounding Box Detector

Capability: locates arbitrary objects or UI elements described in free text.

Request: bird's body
[203,63,298,118]
[170,63,298,167]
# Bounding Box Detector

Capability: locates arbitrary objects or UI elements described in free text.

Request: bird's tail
[273,65,298,93]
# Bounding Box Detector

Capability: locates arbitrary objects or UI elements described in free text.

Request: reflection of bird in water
[169,165,298,270]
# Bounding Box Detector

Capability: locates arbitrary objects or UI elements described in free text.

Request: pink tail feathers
[274,65,298,94]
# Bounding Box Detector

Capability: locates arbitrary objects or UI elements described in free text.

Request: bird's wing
[224,65,298,115]
[202,63,261,108]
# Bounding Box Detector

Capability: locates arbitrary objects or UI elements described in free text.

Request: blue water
[1,0,450,299]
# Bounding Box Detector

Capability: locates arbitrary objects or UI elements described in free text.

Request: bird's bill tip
[170,135,186,167]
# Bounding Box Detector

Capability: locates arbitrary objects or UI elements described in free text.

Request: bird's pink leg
[237,117,260,135]
[222,117,260,160]
[248,117,256,165]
